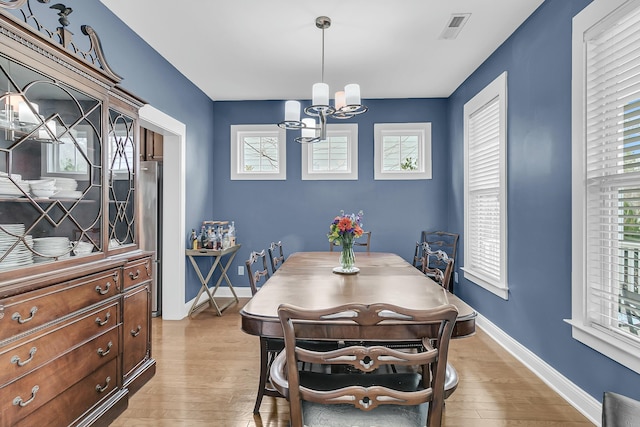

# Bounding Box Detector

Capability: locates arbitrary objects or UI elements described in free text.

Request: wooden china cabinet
[0,2,155,426]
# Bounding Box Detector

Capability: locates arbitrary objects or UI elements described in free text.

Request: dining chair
[602,391,640,426]
[270,302,458,427]
[413,241,426,270]
[246,250,281,414]
[329,230,372,252]
[268,240,285,273]
[418,243,455,292]
[246,249,270,296]
[420,231,458,289]
[354,230,372,252]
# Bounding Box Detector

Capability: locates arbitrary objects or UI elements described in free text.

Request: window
[41,125,93,180]
[302,124,357,180]
[570,0,640,374]
[374,123,432,180]
[108,117,135,180]
[231,125,286,180]
[463,71,508,299]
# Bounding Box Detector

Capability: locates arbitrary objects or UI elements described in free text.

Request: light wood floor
[111,299,595,427]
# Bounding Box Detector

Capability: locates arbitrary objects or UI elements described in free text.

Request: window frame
[230,124,286,180]
[301,123,358,181]
[462,71,509,300]
[373,123,432,180]
[569,0,640,375]
[41,124,93,180]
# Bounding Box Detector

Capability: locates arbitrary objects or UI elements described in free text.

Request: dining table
[240,251,477,341]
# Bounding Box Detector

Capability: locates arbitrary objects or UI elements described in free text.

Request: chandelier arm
[319,109,327,141]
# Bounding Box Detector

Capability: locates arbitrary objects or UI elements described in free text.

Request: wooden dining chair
[270,302,458,427]
[419,243,455,292]
[246,250,270,296]
[354,230,372,252]
[268,240,285,273]
[329,230,372,252]
[420,231,458,288]
[246,250,281,413]
[413,241,426,270]
[602,391,640,426]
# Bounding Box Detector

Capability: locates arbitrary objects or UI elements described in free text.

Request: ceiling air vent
[439,13,471,40]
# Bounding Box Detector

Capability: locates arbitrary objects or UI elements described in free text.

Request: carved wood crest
[0,0,122,82]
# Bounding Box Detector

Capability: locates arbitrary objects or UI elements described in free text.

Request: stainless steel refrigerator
[140,161,162,316]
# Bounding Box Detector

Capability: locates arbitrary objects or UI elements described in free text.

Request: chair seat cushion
[301,401,428,427]
[267,339,338,352]
[298,372,427,426]
[300,372,422,391]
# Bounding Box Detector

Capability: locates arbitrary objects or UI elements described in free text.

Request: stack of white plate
[53,190,83,199]
[52,177,78,191]
[26,179,56,198]
[0,224,34,270]
[32,236,70,263]
[54,177,81,199]
[0,175,30,198]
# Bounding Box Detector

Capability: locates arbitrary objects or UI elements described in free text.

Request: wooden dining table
[240,251,477,340]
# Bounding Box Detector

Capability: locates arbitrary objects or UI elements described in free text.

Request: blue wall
[32,0,640,403]
[211,98,450,301]
[448,0,640,402]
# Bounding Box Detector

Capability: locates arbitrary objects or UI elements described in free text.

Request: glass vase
[339,241,356,272]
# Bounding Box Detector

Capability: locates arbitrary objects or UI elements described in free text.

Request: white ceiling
[99,0,544,101]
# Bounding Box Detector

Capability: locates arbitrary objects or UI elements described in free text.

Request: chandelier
[278,16,367,143]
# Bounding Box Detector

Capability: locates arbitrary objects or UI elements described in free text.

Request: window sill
[462,267,509,300]
[565,318,640,375]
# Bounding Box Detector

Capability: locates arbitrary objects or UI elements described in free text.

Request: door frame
[139,104,186,320]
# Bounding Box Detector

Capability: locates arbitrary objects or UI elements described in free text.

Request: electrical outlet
[454,272,459,283]
[238,265,244,276]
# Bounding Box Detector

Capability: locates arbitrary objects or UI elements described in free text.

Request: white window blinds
[463,72,508,299]
[468,98,501,281]
[584,3,640,339]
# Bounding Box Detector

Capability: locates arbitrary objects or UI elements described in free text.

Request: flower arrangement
[328,210,364,246]
[328,210,364,272]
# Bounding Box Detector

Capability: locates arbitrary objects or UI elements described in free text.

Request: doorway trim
[139,104,186,320]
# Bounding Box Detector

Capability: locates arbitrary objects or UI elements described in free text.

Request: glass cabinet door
[0,54,102,271]
[107,108,136,249]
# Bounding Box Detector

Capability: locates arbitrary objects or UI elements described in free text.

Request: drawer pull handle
[95,282,111,295]
[96,376,111,393]
[11,347,37,367]
[97,341,113,357]
[131,325,142,337]
[12,307,37,324]
[95,312,111,327]
[128,269,141,280]
[13,385,39,407]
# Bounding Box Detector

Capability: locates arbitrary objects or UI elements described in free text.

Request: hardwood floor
[111,299,594,427]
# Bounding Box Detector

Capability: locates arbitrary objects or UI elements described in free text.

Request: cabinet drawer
[0,327,119,427]
[123,283,150,377]
[123,257,152,289]
[12,357,119,427]
[0,269,120,340]
[0,300,120,387]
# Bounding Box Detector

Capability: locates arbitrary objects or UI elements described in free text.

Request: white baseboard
[476,313,601,426]
[182,286,253,316]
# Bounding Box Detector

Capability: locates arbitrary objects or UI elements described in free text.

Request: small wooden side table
[186,244,241,316]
